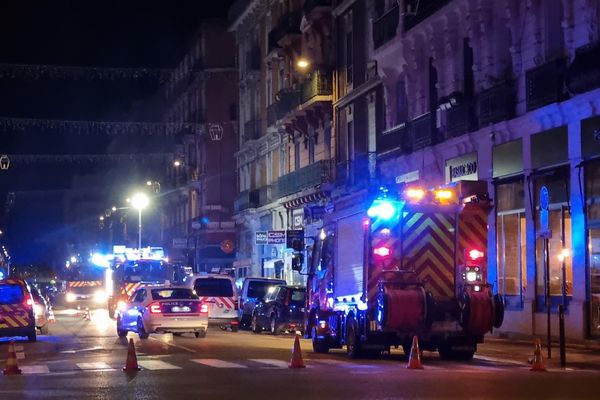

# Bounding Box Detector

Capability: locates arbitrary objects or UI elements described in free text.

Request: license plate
[171,306,191,313]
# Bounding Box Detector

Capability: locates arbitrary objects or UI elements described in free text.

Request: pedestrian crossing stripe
[21,365,50,374]
[191,359,248,368]
[76,362,115,371]
[248,359,289,368]
[137,360,181,370]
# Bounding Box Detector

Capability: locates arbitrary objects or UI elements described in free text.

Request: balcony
[257,185,278,207]
[267,89,302,126]
[245,46,261,72]
[411,112,436,150]
[477,81,515,126]
[335,154,370,188]
[301,70,333,104]
[277,159,333,198]
[243,118,261,142]
[373,5,399,50]
[404,0,451,31]
[268,11,302,53]
[234,189,259,212]
[377,122,411,155]
[303,0,332,14]
[526,58,568,111]
[443,102,476,139]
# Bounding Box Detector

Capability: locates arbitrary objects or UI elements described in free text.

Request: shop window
[496,180,526,309]
[586,159,600,337]
[493,139,523,178]
[533,168,572,311]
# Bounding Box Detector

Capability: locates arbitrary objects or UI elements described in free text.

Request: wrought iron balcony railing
[301,70,333,104]
[234,189,259,212]
[526,58,568,111]
[277,159,333,198]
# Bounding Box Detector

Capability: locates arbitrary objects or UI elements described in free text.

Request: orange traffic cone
[289,334,306,368]
[84,309,91,321]
[123,338,141,372]
[530,338,547,372]
[3,341,22,375]
[406,336,424,369]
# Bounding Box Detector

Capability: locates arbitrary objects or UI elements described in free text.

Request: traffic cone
[3,341,22,375]
[84,309,91,321]
[123,338,141,372]
[406,336,424,369]
[530,338,547,372]
[289,334,306,368]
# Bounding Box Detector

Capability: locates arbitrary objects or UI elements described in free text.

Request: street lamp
[297,57,310,69]
[131,193,149,249]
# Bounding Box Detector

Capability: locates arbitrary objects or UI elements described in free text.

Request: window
[151,289,198,300]
[247,281,283,299]
[0,284,23,304]
[496,180,526,309]
[294,141,300,170]
[308,137,315,164]
[193,278,234,297]
[346,29,353,84]
[534,168,572,311]
[290,289,306,304]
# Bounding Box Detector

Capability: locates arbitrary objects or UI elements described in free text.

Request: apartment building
[229,0,334,283]
[161,20,238,273]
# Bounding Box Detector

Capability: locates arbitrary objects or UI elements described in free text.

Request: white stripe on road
[16,352,25,360]
[474,355,528,366]
[21,365,50,374]
[76,362,115,371]
[14,345,24,351]
[191,359,248,368]
[137,360,181,370]
[148,336,197,353]
[249,359,289,368]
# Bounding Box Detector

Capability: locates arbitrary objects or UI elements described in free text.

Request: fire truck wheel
[251,314,261,334]
[345,320,362,359]
[311,327,330,353]
[137,318,149,339]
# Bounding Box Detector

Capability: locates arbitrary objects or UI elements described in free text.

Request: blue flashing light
[0,270,4,279]
[367,199,401,221]
[91,253,110,268]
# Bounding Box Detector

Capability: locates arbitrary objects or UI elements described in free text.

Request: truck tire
[345,319,362,359]
[311,327,330,354]
[492,293,505,328]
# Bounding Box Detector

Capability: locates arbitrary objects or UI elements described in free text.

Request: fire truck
[303,180,504,360]
[106,247,174,318]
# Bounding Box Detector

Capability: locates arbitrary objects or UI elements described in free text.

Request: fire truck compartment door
[334,213,364,300]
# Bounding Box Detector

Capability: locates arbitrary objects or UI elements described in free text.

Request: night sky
[0,1,233,267]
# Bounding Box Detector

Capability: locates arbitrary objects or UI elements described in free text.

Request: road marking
[474,355,528,366]
[148,337,197,353]
[137,360,181,370]
[249,358,289,368]
[60,346,104,354]
[16,352,25,360]
[14,345,24,351]
[76,362,115,371]
[191,359,248,368]
[21,365,50,374]
[308,359,346,365]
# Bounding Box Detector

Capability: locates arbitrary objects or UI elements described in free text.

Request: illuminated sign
[445,152,478,183]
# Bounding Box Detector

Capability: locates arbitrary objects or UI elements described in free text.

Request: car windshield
[151,288,198,300]
[289,289,306,304]
[247,281,284,299]
[123,260,167,283]
[68,286,97,295]
[194,278,233,297]
[0,284,24,304]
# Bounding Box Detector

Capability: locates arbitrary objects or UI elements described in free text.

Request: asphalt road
[0,307,599,399]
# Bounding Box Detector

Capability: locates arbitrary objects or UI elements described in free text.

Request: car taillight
[199,303,208,313]
[149,303,162,314]
[24,296,34,308]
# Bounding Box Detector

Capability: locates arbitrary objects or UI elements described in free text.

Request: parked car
[116,285,208,338]
[238,277,286,328]
[251,285,306,335]
[183,274,239,332]
[0,278,37,342]
[29,284,51,335]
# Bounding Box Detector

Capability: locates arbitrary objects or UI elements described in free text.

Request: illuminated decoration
[0,62,173,81]
[468,249,485,261]
[373,246,392,257]
[405,187,425,201]
[3,153,173,165]
[220,240,235,254]
[209,123,224,141]
[0,155,10,170]
[367,199,401,221]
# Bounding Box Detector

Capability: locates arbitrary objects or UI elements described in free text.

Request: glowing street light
[173,160,182,167]
[131,193,149,249]
[111,206,117,212]
[297,58,310,69]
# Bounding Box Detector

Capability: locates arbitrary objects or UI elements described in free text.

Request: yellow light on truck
[406,188,425,201]
[435,189,454,201]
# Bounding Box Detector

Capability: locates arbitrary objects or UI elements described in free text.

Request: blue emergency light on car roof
[367,199,403,221]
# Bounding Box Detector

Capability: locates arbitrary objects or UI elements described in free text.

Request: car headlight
[94,290,108,303]
[66,292,76,303]
[466,271,478,282]
[117,300,127,312]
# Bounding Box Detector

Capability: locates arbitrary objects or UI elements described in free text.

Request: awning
[282,191,329,209]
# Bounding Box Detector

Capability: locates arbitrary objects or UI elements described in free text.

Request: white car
[183,274,239,332]
[116,286,208,338]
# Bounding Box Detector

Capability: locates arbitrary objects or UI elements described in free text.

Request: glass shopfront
[586,158,600,337]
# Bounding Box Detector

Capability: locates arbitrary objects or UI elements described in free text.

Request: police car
[116,285,208,338]
[0,278,37,342]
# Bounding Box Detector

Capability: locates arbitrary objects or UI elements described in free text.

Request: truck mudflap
[377,284,430,331]
[459,290,494,335]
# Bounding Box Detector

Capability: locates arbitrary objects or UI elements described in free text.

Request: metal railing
[267,89,302,126]
[277,159,333,198]
[301,70,333,104]
[526,58,567,111]
[234,189,259,212]
[373,5,399,50]
[377,122,411,155]
[257,185,278,207]
[478,81,515,126]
